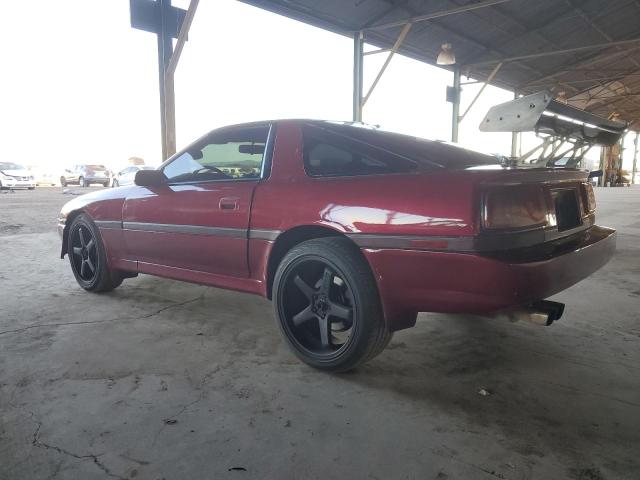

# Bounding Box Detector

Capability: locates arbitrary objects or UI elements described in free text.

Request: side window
[162,125,269,183]
[302,124,417,177]
[307,143,353,175]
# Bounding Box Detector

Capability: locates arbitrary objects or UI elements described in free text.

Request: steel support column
[511,89,519,158]
[598,147,605,187]
[633,132,639,184]
[157,0,174,161]
[353,31,364,122]
[164,0,199,158]
[451,67,461,143]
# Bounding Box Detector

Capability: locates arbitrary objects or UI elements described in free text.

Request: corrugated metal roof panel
[240,0,640,128]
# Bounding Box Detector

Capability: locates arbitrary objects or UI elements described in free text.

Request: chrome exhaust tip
[531,300,565,325]
[499,300,565,326]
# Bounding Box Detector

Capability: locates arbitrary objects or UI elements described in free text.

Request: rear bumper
[362,225,616,331]
[86,176,109,183]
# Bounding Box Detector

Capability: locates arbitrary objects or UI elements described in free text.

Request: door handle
[219,197,239,210]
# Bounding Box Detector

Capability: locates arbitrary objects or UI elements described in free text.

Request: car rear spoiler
[479,91,627,146]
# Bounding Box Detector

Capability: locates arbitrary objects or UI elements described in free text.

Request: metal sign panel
[130,0,186,38]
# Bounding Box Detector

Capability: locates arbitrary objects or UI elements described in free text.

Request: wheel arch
[60,208,87,258]
[265,225,418,333]
[265,225,362,300]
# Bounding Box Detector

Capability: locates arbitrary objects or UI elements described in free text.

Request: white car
[0,162,36,190]
[112,165,156,187]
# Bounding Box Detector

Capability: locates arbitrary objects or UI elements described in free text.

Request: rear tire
[67,214,123,292]
[60,177,67,187]
[273,237,391,372]
[79,176,86,188]
[112,179,119,188]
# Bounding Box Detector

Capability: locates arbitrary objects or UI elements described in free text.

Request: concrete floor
[1,187,639,480]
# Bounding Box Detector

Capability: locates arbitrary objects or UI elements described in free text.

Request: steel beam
[467,38,640,68]
[364,48,391,56]
[520,45,640,90]
[353,31,364,122]
[459,62,502,123]
[362,23,412,108]
[373,0,575,94]
[365,0,512,31]
[527,72,640,88]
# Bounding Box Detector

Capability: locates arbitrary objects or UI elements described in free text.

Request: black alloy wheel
[283,260,355,354]
[274,237,391,372]
[70,222,98,283]
[67,214,123,292]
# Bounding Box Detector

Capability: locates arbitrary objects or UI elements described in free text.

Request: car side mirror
[134,169,167,187]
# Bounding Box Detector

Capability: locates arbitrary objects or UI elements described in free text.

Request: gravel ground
[0,187,100,235]
[1,186,639,480]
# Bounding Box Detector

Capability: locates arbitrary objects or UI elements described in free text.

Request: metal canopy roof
[239,0,640,129]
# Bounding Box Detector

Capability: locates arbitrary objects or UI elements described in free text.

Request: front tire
[79,176,87,187]
[273,237,391,372]
[67,214,123,292]
[112,179,119,188]
[60,177,67,187]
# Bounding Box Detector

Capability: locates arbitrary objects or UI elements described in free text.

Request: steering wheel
[193,165,230,177]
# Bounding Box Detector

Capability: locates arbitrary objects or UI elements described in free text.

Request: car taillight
[581,182,596,213]
[483,185,548,230]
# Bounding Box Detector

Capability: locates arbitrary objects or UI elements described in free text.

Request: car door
[122,123,271,278]
[65,166,79,184]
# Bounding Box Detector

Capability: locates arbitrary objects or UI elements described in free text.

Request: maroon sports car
[58,120,615,371]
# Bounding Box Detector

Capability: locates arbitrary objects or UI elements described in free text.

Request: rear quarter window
[302,124,419,177]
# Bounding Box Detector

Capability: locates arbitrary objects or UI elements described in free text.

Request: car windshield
[0,162,25,170]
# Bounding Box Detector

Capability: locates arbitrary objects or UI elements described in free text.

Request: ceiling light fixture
[437,43,456,65]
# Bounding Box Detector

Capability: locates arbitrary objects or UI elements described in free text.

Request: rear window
[302,124,420,177]
[303,122,497,176]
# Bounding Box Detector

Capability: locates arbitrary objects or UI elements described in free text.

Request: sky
[1,0,634,172]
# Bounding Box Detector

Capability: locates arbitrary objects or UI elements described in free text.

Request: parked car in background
[29,166,59,186]
[0,162,35,190]
[60,165,110,188]
[57,120,616,372]
[112,165,156,187]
